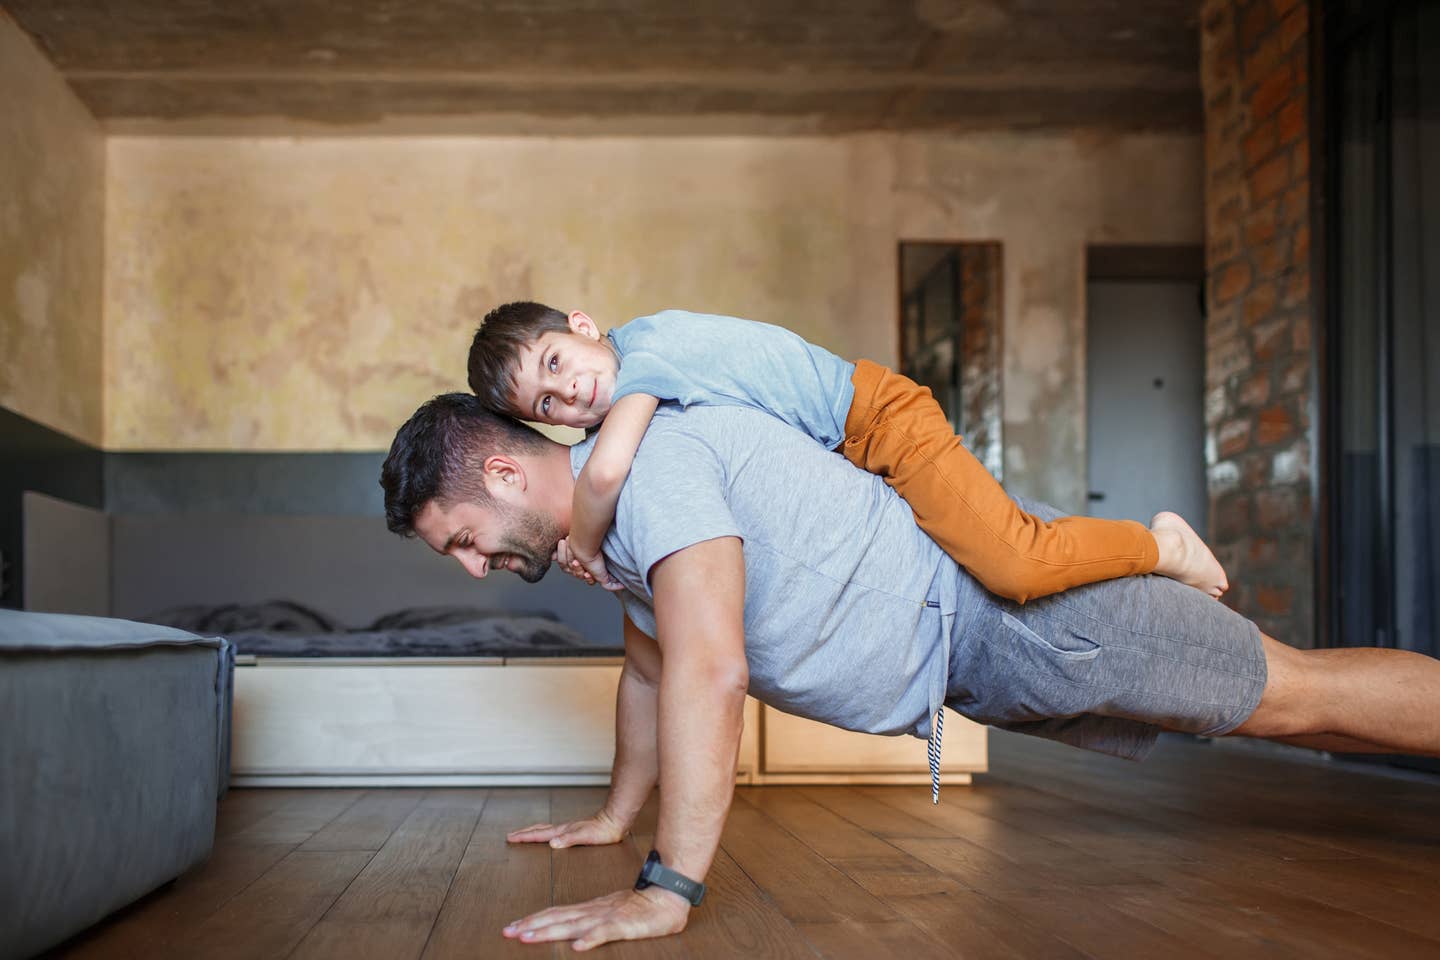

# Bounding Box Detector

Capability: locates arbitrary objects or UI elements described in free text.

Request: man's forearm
[602,662,660,830]
[654,659,747,882]
[648,535,749,887]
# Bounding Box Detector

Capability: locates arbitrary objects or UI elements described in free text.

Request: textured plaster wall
[104,133,1201,510]
[0,13,105,444]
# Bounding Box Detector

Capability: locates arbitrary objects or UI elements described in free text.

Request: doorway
[1085,246,1208,532]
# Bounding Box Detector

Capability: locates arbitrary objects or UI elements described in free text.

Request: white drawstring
[927,707,944,804]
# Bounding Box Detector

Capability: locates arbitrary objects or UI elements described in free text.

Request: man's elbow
[710,664,750,706]
[687,659,749,702]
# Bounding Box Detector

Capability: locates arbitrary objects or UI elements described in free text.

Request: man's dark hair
[380,393,550,536]
[467,301,571,416]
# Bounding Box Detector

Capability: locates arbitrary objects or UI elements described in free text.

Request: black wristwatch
[634,849,706,906]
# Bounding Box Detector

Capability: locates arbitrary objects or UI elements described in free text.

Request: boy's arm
[569,393,661,570]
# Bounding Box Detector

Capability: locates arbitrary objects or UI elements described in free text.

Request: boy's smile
[511,313,619,429]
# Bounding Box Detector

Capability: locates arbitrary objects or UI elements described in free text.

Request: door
[1085,281,1208,530]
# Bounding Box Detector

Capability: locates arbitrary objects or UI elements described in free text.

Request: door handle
[1088,491,1107,502]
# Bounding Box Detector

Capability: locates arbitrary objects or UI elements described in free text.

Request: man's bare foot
[1149,511,1228,598]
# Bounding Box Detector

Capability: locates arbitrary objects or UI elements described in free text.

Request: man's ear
[482,454,526,496]
[567,311,601,341]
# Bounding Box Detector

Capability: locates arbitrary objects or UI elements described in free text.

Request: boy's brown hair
[466,301,571,415]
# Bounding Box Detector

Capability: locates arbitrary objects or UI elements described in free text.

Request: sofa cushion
[0,608,221,652]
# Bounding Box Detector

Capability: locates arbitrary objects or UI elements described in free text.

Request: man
[381,393,1440,952]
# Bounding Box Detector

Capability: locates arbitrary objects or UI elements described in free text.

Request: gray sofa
[0,610,232,960]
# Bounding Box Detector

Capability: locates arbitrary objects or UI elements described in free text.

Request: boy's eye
[547,354,558,373]
[541,396,551,416]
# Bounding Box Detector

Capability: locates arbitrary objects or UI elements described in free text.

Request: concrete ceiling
[3,1,1203,135]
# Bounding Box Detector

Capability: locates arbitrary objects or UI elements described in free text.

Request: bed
[21,494,986,788]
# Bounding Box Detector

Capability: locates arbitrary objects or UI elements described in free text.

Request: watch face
[635,850,661,890]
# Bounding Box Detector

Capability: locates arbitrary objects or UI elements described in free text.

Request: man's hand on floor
[503,886,689,951]
[506,808,626,848]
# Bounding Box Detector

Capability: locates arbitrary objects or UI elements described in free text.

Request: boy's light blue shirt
[607,309,857,450]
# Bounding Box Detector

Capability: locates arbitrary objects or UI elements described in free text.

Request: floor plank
[882,888,1090,960]
[225,790,366,846]
[800,786,951,839]
[55,842,298,960]
[664,847,818,960]
[719,792,897,924]
[164,851,373,960]
[1113,862,1440,960]
[738,787,902,860]
[421,790,551,960]
[983,887,1235,960]
[214,789,307,840]
[795,917,956,960]
[288,790,487,960]
[298,789,427,853]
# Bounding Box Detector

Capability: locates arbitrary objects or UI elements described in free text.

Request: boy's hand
[555,538,624,591]
[554,538,597,585]
[576,549,626,592]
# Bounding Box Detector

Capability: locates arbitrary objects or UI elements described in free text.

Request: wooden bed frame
[231,655,987,787]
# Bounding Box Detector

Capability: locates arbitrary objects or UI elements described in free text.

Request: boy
[466,303,1226,601]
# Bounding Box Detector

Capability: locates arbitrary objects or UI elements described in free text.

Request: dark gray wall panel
[105,452,387,514]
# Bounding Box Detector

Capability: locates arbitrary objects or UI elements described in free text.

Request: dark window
[1326,0,1440,660]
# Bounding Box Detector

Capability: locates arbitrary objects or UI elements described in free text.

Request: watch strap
[634,850,705,906]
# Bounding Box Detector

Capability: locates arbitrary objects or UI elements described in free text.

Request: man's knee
[1227,632,1323,738]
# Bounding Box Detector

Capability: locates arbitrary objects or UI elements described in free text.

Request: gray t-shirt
[570,404,960,739]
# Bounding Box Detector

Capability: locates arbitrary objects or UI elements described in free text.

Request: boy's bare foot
[1149,511,1228,598]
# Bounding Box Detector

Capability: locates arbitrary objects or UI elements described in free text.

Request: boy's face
[510,312,618,429]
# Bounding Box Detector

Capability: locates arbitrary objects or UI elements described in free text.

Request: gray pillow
[143,600,339,635]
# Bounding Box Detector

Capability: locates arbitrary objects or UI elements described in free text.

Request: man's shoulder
[631,404,783,456]
[624,405,729,468]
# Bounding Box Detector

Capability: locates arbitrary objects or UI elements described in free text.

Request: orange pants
[842,359,1158,603]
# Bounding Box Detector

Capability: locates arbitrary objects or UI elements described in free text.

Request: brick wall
[1201,0,1315,647]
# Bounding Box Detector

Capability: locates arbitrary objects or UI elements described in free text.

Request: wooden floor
[50,732,1440,960]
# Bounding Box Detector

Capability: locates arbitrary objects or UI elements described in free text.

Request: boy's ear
[567,311,601,341]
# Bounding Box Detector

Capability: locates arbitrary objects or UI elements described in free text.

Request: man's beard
[497,503,565,584]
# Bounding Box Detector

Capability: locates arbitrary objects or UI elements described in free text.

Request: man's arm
[507,614,661,847]
[649,535,748,886]
[503,536,747,950]
[599,615,662,831]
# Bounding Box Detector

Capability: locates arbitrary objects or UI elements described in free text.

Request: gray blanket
[141,601,619,657]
